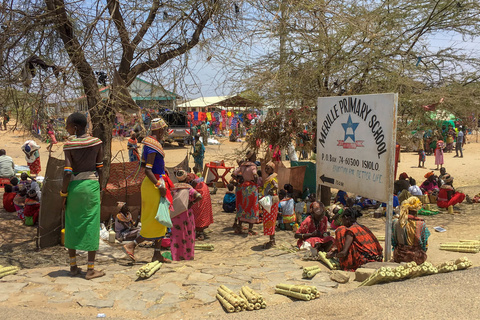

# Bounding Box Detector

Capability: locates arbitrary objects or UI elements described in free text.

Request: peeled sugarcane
[216,293,235,313]
[145,262,163,278]
[194,243,215,251]
[220,285,247,308]
[0,266,20,278]
[376,235,385,241]
[275,287,311,301]
[276,283,311,294]
[241,286,257,303]
[305,268,322,279]
[261,301,267,309]
[254,303,261,310]
[317,251,337,270]
[243,286,264,304]
[217,287,240,307]
[440,246,479,253]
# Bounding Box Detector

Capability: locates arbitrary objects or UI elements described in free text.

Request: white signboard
[316,93,397,203]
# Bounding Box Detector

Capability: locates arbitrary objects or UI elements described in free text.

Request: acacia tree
[1,0,241,182]
[228,0,480,147]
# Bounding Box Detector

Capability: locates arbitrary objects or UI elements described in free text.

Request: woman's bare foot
[85,269,105,280]
[69,266,82,276]
[152,252,172,263]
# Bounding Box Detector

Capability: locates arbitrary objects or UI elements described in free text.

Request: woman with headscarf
[233,150,260,235]
[123,118,174,263]
[21,140,41,176]
[260,160,279,248]
[392,196,430,264]
[437,174,465,209]
[327,207,383,271]
[295,201,334,251]
[187,172,213,240]
[420,171,439,195]
[169,170,202,260]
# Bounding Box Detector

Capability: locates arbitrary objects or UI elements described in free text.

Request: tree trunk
[89,103,116,189]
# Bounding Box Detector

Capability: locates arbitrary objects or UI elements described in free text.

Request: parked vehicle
[159,110,192,147]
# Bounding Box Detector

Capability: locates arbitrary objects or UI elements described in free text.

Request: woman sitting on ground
[420,171,439,195]
[327,207,383,271]
[392,196,430,264]
[436,174,465,209]
[394,172,410,195]
[295,202,334,251]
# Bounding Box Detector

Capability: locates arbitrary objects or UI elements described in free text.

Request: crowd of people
[0,111,475,280]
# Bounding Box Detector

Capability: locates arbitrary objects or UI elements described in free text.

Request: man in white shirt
[0,149,15,178]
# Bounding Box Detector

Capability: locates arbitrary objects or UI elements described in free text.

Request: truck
[159,110,192,147]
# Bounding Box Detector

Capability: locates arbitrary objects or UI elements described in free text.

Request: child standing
[435,140,444,170]
[24,189,40,226]
[3,184,16,212]
[418,149,426,168]
[222,183,236,213]
[278,189,296,230]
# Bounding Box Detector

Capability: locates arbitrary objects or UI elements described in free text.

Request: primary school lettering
[317,97,387,158]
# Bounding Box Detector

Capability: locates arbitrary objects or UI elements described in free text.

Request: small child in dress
[3,184,16,213]
[19,172,32,191]
[294,197,306,224]
[13,186,27,220]
[23,189,40,226]
[278,189,296,230]
[418,149,426,168]
[222,183,236,213]
[435,140,444,170]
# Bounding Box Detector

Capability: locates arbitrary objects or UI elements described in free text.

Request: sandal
[196,233,205,241]
[122,245,135,262]
[248,230,258,236]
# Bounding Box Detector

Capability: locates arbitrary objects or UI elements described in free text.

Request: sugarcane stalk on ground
[0,266,20,278]
[243,286,264,303]
[275,288,311,301]
[194,243,215,251]
[216,294,235,313]
[276,283,312,294]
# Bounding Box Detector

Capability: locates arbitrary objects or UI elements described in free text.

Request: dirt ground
[1,127,480,282]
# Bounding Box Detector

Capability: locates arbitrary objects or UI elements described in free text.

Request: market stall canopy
[177,94,262,110]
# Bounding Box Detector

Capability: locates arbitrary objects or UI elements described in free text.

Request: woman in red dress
[327,207,383,271]
[187,173,213,240]
[295,202,334,251]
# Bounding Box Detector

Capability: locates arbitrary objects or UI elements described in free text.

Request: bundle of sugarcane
[217,285,248,312]
[437,261,457,273]
[136,261,163,279]
[440,242,480,253]
[194,243,214,251]
[454,257,473,270]
[239,286,266,310]
[316,251,339,270]
[275,284,319,301]
[359,262,433,287]
[0,265,20,278]
[302,265,322,278]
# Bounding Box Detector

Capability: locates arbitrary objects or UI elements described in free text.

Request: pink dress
[171,188,198,261]
[435,141,444,166]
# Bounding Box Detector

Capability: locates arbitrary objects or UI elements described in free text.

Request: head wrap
[424,171,434,179]
[150,118,167,131]
[399,172,408,180]
[399,196,422,228]
[266,161,275,170]
[443,174,453,184]
[176,170,187,182]
[185,173,197,183]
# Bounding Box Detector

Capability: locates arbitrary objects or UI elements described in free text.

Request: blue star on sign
[341,115,359,142]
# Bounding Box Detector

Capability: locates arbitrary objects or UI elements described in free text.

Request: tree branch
[131,0,161,48]
[106,0,132,78]
[126,1,218,85]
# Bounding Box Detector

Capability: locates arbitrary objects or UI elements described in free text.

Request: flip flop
[122,245,135,262]
[248,230,258,236]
